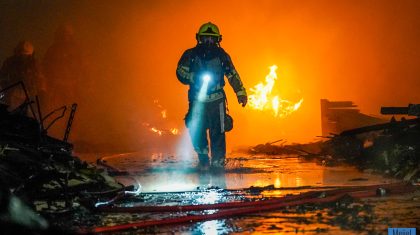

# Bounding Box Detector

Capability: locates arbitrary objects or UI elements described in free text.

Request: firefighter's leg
[191,128,209,166]
[209,99,226,167]
[186,102,209,166]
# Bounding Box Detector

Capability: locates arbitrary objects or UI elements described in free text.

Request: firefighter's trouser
[185,98,226,163]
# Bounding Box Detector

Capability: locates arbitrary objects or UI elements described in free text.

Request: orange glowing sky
[1,0,419,150]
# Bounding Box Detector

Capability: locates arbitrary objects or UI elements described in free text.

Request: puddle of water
[98,152,397,192]
[74,152,415,235]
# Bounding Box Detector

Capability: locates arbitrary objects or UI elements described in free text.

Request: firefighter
[176,22,247,169]
[43,23,90,141]
[43,23,86,107]
[0,40,44,109]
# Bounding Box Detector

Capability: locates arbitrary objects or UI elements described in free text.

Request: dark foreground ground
[66,152,419,234]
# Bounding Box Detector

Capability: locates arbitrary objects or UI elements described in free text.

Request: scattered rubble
[248,104,420,182]
[1,83,418,234]
[0,86,123,233]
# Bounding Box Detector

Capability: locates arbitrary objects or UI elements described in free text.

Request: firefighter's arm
[176,50,194,85]
[224,53,248,107]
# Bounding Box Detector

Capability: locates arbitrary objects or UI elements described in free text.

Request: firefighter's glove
[238,95,248,107]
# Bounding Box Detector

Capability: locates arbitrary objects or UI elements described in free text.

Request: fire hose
[79,182,416,234]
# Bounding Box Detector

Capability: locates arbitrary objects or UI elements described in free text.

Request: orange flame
[144,100,180,136]
[248,65,303,118]
[170,128,179,135]
[151,127,163,136]
[144,123,180,136]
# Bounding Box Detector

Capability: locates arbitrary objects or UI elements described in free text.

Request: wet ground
[76,152,419,234]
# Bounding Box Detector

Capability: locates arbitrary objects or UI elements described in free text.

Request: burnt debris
[249,103,420,182]
[0,83,122,234]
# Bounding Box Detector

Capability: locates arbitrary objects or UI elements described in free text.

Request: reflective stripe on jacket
[176,45,246,102]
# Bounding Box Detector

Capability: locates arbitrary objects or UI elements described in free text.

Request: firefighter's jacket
[0,55,42,96]
[176,44,246,102]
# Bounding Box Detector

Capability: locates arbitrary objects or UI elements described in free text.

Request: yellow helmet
[197,22,221,37]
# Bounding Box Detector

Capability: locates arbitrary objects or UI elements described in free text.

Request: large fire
[248,65,303,118]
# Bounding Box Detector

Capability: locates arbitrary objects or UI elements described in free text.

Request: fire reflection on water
[89,152,399,234]
[103,153,392,193]
[274,175,281,188]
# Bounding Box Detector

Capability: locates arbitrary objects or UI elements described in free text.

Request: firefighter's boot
[211,158,225,169]
[197,154,210,171]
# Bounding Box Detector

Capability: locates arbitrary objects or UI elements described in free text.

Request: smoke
[1,0,419,152]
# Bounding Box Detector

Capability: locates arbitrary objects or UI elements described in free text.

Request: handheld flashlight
[198,73,212,101]
[203,73,211,83]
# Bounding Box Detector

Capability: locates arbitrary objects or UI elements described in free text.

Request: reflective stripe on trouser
[185,98,226,162]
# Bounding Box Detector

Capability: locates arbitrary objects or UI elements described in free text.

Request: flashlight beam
[198,74,211,101]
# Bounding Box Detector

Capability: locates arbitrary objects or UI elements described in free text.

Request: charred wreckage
[0,82,125,234]
[250,103,420,182]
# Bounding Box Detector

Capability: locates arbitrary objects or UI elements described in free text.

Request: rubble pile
[351,119,419,181]
[248,139,301,155]
[323,105,420,181]
[248,105,420,181]
[0,102,122,233]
